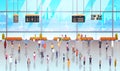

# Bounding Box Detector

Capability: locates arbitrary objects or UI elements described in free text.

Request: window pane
[42,12,76,31]
[0,13,6,31]
[7,12,41,31]
[42,0,72,11]
[114,0,120,11]
[0,0,6,11]
[78,12,112,31]
[114,12,120,31]
[101,0,112,11]
[8,0,13,11]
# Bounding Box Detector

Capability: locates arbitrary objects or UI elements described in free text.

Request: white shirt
[47,56,49,61]
[9,56,12,63]
[111,41,114,48]
[52,49,55,53]
[33,53,36,57]
[38,40,41,44]
[57,38,59,42]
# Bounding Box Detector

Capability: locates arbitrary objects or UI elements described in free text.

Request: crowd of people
[3,39,118,71]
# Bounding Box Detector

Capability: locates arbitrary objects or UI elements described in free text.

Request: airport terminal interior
[0,0,120,71]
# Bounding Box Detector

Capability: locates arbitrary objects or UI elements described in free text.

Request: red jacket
[4,40,7,48]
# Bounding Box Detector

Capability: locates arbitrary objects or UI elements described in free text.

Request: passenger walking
[18,44,21,54]
[33,51,36,61]
[99,60,101,69]
[27,58,31,71]
[89,55,92,65]
[63,53,65,63]
[109,56,112,67]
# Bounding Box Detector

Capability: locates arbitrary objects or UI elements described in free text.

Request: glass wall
[0,0,6,11]
[114,0,120,11]
[114,12,120,31]
[42,12,76,31]
[0,0,120,40]
[0,13,6,31]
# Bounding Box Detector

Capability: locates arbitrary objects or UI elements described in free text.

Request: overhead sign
[72,14,85,23]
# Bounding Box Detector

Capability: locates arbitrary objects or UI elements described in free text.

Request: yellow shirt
[57,42,60,47]
[51,44,54,49]
[67,60,70,68]
[114,59,117,67]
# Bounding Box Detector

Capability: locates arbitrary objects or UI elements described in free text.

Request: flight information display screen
[91,14,102,20]
[25,14,39,22]
[72,15,85,23]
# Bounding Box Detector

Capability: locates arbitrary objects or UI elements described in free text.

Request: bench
[6,37,22,41]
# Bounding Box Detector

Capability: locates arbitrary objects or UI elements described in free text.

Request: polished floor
[0,40,120,71]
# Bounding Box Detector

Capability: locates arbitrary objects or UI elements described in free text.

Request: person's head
[25,43,27,46]
[90,55,91,57]
[106,42,108,44]
[67,58,69,61]
[28,58,30,61]
[67,42,69,44]
[18,44,20,46]
[51,43,53,45]
[65,34,67,37]
[10,55,12,58]
[11,41,13,45]
[56,50,58,52]
[34,51,35,54]
[76,49,78,51]
[84,56,86,59]
[109,56,111,58]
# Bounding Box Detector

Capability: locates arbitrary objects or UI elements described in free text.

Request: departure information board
[25,14,39,22]
[72,14,85,23]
